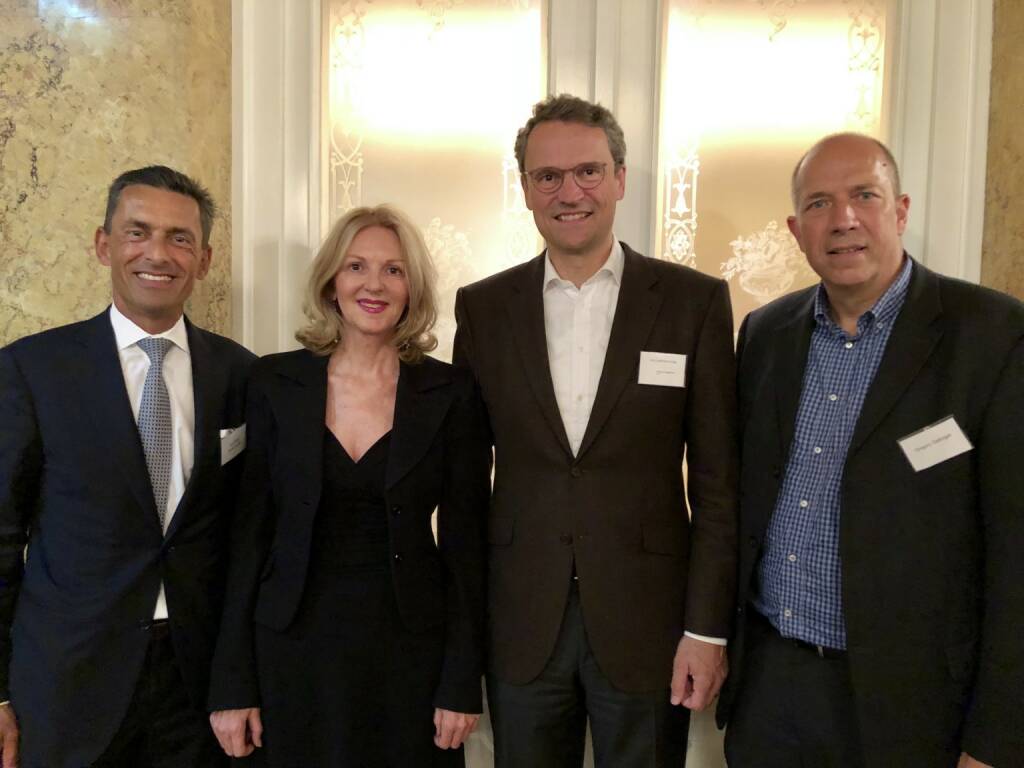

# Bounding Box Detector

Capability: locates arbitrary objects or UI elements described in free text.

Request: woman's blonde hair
[295,204,438,361]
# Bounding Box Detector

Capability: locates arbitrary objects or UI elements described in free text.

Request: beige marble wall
[981,0,1024,301]
[0,0,231,345]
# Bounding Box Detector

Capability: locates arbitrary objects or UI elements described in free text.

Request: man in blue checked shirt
[716,133,1024,768]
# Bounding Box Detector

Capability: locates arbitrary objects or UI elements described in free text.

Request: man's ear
[95,226,111,266]
[786,215,803,251]
[196,245,213,280]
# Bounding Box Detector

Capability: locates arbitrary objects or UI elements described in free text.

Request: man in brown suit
[454,94,738,768]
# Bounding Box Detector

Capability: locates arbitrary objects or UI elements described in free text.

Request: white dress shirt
[542,242,726,647]
[543,240,624,456]
[109,304,194,620]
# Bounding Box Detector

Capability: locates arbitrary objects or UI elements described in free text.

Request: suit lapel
[848,262,943,456]
[166,320,225,540]
[387,361,453,490]
[286,352,329,514]
[77,311,162,531]
[772,290,817,464]
[505,255,573,457]
[576,247,662,459]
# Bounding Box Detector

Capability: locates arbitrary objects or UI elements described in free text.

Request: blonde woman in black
[208,205,488,766]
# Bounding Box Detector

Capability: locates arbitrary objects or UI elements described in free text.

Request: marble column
[0,0,231,345]
[981,0,1024,301]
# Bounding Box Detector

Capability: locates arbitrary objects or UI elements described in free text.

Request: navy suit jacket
[717,261,1024,766]
[0,310,255,768]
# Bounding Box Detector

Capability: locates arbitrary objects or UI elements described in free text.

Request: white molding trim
[890,0,992,282]
[231,0,321,353]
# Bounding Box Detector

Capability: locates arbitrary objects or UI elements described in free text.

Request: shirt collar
[109,303,190,355]
[813,254,913,332]
[543,238,624,291]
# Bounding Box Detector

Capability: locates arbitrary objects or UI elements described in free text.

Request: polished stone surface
[0,0,231,345]
[982,0,1024,301]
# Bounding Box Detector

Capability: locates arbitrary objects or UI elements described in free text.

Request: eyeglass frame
[521,161,615,194]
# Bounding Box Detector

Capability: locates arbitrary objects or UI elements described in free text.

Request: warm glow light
[662,6,885,154]
[330,7,543,152]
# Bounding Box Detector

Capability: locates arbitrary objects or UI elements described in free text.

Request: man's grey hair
[514,94,626,173]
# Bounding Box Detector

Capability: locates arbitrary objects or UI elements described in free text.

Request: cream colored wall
[0,0,231,346]
[981,0,1024,301]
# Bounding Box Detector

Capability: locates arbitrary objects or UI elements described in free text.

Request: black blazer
[717,261,1024,766]
[454,244,738,693]
[0,310,254,768]
[208,350,490,714]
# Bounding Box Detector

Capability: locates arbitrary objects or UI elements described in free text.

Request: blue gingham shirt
[753,257,912,649]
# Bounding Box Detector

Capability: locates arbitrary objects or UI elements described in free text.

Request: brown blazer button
[559,533,573,545]
[748,536,758,549]
[570,466,582,478]
[393,553,403,563]
[391,505,402,516]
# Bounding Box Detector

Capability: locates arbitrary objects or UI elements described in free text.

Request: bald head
[791,133,901,210]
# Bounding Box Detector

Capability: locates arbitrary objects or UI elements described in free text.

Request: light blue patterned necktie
[137,337,174,528]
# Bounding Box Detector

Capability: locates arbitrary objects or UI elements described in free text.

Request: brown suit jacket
[454,243,738,692]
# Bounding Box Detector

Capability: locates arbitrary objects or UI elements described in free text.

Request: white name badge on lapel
[219,425,246,466]
[638,351,686,388]
[897,416,972,472]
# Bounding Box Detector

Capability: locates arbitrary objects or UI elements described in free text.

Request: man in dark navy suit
[0,166,255,767]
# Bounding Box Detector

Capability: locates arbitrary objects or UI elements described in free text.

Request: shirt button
[783,609,793,618]
[829,394,838,402]
[844,341,854,349]
[813,446,822,454]
[788,554,797,563]
[799,499,809,508]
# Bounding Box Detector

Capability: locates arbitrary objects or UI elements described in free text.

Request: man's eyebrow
[123,219,152,230]
[166,227,196,239]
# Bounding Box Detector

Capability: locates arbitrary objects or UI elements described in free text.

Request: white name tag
[219,424,246,466]
[638,351,686,388]
[897,416,972,472]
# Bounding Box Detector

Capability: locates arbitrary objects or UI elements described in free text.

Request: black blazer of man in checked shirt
[717,133,1024,768]
[0,167,255,768]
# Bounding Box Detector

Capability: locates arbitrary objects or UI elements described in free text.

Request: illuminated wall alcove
[231,1,993,765]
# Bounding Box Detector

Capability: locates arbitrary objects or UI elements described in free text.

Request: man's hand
[670,635,728,710]
[209,707,263,758]
[433,708,479,749]
[957,754,993,768]
[0,704,18,768]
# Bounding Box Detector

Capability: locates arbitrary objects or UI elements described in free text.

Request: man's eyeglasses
[523,162,608,194]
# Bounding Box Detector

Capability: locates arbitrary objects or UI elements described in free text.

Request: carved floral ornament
[721,220,817,304]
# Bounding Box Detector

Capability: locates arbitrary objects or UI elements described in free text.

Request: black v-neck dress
[253,430,462,767]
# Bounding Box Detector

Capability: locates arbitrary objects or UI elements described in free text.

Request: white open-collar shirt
[543,239,624,456]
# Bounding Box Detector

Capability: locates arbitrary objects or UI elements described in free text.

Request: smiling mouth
[357,299,388,314]
[554,212,591,222]
[828,245,866,255]
[137,272,174,282]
